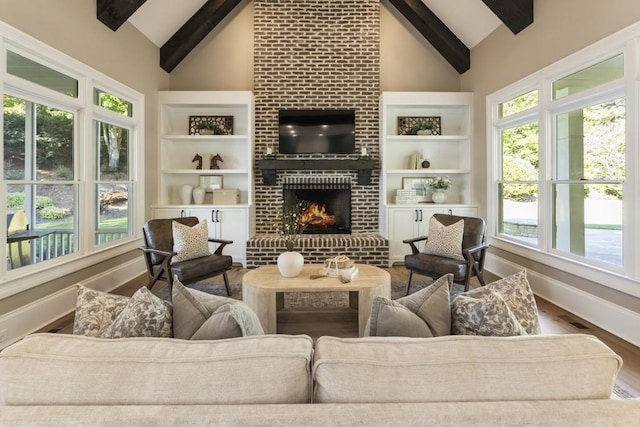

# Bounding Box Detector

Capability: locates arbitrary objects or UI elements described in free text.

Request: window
[488,35,636,290]
[2,27,143,293]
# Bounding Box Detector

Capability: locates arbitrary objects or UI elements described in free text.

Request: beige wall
[0,0,168,314]
[461,0,640,313]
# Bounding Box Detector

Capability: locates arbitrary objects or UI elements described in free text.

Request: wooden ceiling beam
[388,0,470,74]
[160,0,242,73]
[97,0,147,31]
[481,0,534,35]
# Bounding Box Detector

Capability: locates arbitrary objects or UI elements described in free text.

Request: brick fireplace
[248,0,388,267]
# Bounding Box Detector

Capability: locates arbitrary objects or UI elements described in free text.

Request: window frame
[0,21,144,298]
[487,25,640,298]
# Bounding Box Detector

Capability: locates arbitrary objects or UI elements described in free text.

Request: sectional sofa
[1,332,639,426]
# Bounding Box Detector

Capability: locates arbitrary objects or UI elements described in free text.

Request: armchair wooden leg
[405,271,413,296]
[223,271,231,296]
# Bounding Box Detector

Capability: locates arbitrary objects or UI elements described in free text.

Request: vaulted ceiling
[97,0,533,74]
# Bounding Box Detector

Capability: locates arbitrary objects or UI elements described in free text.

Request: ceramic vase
[432,189,447,204]
[277,251,304,278]
[180,184,193,204]
[192,186,205,204]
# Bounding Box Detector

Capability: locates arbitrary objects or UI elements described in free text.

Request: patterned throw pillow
[172,219,210,263]
[100,287,173,338]
[72,285,130,336]
[366,274,452,337]
[423,216,465,261]
[172,279,264,340]
[451,290,527,336]
[450,269,541,336]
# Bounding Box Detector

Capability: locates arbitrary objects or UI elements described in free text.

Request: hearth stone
[246,233,389,268]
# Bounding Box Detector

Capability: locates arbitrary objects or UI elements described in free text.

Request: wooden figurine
[192,153,203,170]
[210,153,223,169]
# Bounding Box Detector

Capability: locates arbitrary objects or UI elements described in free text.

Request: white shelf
[161,134,249,141]
[387,169,471,175]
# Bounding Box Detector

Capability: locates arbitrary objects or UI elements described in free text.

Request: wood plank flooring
[41,265,640,398]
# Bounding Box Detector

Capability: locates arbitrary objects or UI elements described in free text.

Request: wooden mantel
[257,159,377,186]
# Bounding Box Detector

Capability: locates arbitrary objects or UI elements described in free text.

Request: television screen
[278,109,355,154]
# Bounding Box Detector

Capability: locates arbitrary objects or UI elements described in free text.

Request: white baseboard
[0,258,145,350]
[486,254,640,348]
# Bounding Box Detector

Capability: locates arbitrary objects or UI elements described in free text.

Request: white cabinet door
[186,207,246,266]
[152,208,187,219]
[388,207,428,266]
[439,207,478,217]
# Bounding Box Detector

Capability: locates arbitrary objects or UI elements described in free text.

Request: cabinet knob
[180,210,185,217]
[448,209,453,215]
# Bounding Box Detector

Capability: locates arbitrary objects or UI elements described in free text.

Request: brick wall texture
[250,0,386,266]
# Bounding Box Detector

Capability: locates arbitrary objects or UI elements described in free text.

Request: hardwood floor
[41,265,640,398]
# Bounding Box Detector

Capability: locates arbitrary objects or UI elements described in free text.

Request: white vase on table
[277,251,304,278]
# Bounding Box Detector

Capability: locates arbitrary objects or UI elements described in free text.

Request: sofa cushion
[454,269,541,335]
[172,219,210,263]
[0,333,313,405]
[172,279,263,339]
[72,285,130,336]
[451,290,527,336]
[423,216,464,261]
[312,334,622,403]
[100,287,172,338]
[365,274,451,337]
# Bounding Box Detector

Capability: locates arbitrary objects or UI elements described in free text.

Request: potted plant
[411,122,436,135]
[195,121,225,135]
[274,200,309,277]
[429,176,452,204]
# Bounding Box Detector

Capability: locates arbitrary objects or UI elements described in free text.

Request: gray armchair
[140,216,233,295]
[403,213,490,295]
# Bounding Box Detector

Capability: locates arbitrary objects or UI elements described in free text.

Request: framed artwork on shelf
[200,175,223,192]
[397,116,441,135]
[189,115,234,135]
[402,177,433,202]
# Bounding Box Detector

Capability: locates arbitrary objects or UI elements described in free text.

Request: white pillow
[423,216,465,261]
[172,219,210,263]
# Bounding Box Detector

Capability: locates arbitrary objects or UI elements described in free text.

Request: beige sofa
[1,332,639,426]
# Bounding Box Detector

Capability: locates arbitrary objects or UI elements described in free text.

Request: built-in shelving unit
[152,91,255,266]
[379,92,478,266]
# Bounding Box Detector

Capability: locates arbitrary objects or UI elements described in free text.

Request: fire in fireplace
[283,177,351,234]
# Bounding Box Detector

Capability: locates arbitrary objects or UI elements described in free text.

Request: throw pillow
[172,219,210,263]
[100,287,173,338]
[423,216,465,261]
[460,269,541,334]
[451,290,527,336]
[365,274,452,337]
[72,285,130,337]
[171,279,264,340]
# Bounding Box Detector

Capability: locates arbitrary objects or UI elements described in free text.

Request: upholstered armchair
[140,217,233,295]
[403,213,490,295]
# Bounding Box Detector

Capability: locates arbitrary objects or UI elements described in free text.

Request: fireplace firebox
[283,178,351,234]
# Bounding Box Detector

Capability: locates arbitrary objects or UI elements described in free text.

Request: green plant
[411,122,435,134]
[196,121,225,135]
[39,205,70,220]
[429,176,452,190]
[275,200,309,251]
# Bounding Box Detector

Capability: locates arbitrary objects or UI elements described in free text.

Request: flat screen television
[278,109,355,154]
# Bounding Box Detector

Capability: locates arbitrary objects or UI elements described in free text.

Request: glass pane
[553,54,624,100]
[36,104,74,181]
[498,89,538,118]
[553,183,622,267]
[97,121,129,180]
[499,183,538,244]
[94,89,133,117]
[96,184,130,245]
[5,183,77,270]
[501,122,539,181]
[3,95,26,180]
[6,51,78,98]
[556,98,625,181]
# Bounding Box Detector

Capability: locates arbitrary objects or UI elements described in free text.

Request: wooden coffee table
[242,264,391,337]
